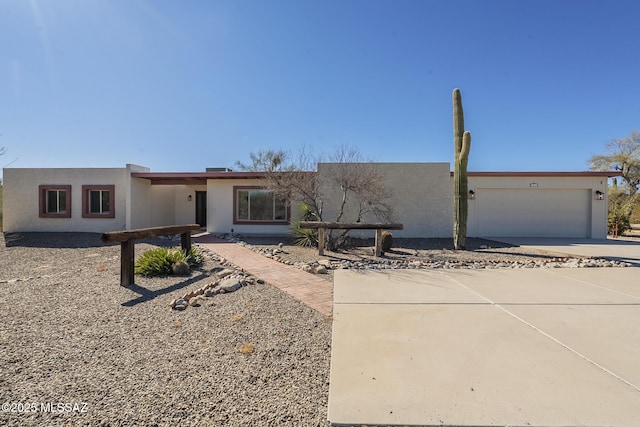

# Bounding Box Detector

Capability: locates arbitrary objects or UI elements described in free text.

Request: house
[2,163,617,239]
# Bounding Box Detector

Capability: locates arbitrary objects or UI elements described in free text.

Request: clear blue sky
[1,0,639,177]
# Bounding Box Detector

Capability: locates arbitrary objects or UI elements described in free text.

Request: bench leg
[121,240,135,286]
[181,232,192,252]
[375,229,383,257]
[318,227,325,256]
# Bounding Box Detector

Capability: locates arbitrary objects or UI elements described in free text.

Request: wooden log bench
[101,224,202,286]
[298,221,404,257]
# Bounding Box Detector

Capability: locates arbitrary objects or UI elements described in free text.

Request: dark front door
[195,191,207,228]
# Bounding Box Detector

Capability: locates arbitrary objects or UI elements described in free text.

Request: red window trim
[39,185,72,218]
[82,185,115,219]
[233,186,290,225]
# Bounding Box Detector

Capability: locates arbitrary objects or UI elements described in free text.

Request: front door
[195,191,207,228]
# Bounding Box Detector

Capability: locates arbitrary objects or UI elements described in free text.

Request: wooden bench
[298,221,404,257]
[101,224,202,286]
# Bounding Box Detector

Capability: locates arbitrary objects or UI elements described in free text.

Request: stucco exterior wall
[174,185,206,225]
[317,162,453,238]
[465,175,609,239]
[206,179,291,235]
[3,168,128,232]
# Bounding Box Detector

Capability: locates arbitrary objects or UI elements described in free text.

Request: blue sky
[1,0,639,177]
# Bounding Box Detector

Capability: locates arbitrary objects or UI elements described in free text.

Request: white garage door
[476,188,592,238]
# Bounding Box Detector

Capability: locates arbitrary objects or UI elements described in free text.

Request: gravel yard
[0,233,331,427]
[236,235,629,280]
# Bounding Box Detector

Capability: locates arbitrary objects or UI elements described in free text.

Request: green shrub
[608,208,631,236]
[290,219,318,247]
[135,246,204,277]
[380,231,393,252]
[290,203,319,247]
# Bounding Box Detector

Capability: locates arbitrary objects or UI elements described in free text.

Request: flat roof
[455,171,621,177]
[131,170,620,185]
[130,171,317,185]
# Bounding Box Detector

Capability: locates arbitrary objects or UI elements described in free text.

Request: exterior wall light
[188,195,192,201]
[594,190,604,200]
[468,190,475,199]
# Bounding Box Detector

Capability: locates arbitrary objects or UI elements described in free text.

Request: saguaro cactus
[453,88,471,250]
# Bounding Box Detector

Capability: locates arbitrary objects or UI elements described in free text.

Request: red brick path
[193,234,333,316]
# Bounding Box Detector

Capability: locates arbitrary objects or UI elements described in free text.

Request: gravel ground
[0,233,331,427]
[236,235,623,280]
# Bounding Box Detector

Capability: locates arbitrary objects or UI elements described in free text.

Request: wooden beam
[375,228,383,257]
[120,240,135,286]
[181,232,192,252]
[101,224,201,243]
[298,221,403,230]
[317,227,325,256]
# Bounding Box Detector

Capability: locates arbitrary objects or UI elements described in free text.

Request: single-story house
[2,163,617,239]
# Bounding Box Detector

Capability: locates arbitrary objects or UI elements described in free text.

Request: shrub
[608,207,631,236]
[135,246,204,277]
[380,231,393,252]
[290,219,318,247]
[290,203,319,247]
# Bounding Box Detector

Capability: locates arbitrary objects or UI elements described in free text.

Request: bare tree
[589,131,640,225]
[236,145,394,248]
[589,131,640,196]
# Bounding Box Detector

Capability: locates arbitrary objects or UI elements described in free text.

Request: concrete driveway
[328,267,640,426]
[486,236,640,266]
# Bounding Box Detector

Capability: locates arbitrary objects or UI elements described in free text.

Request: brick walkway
[193,234,333,316]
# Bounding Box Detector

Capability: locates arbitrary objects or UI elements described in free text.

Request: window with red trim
[233,186,289,224]
[39,185,72,218]
[82,185,115,218]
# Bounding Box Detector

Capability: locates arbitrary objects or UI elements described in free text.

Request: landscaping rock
[313,265,327,274]
[190,296,205,307]
[219,276,243,293]
[173,299,188,310]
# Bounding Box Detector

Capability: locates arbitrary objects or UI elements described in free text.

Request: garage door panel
[476,189,591,238]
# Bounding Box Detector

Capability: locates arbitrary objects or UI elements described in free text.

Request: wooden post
[181,232,192,252]
[101,224,202,287]
[375,228,383,257]
[120,240,135,286]
[317,227,325,256]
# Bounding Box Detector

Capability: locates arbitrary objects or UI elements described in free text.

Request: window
[82,185,115,218]
[39,185,72,218]
[234,186,289,224]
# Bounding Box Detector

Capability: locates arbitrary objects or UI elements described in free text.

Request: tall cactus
[453,88,471,250]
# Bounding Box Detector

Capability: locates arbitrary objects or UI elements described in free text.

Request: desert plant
[135,246,204,277]
[608,207,631,235]
[453,88,472,250]
[291,219,318,247]
[380,231,393,252]
[291,203,319,247]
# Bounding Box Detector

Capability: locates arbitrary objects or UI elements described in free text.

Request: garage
[474,188,592,238]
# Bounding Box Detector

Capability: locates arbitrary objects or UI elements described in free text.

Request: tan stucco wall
[465,175,609,239]
[318,162,453,238]
[3,167,128,232]
[206,179,291,235]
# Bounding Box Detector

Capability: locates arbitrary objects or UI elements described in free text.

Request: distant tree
[590,131,640,230]
[589,131,640,196]
[236,145,393,249]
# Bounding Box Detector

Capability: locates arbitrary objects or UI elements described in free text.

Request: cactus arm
[453,88,465,156]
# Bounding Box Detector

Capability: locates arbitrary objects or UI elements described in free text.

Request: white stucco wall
[3,167,128,232]
[174,185,206,225]
[317,162,453,238]
[465,175,609,239]
[206,179,291,235]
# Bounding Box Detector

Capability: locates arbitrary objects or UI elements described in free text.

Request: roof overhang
[451,171,622,177]
[130,171,315,185]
